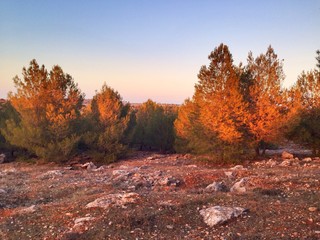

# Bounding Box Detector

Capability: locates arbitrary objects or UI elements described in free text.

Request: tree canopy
[3,60,84,161]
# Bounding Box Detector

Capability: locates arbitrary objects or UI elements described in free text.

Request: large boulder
[200,206,247,227]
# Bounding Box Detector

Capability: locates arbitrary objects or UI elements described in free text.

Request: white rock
[205,182,228,192]
[74,216,95,225]
[224,171,235,179]
[39,170,64,179]
[266,159,278,167]
[230,165,247,171]
[112,170,130,176]
[81,162,97,170]
[86,192,140,209]
[157,177,181,186]
[303,157,312,162]
[92,166,105,171]
[230,178,248,193]
[187,165,198,168]
[17,205,37,214]
[0,189,6,194]
[200,206,246,226]
[279,159,292,167]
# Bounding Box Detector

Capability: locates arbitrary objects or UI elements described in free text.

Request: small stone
[158,177,181,187]
[166,225,174,229]
[230,165,247,171]
[224,171,235,179]
[74,217,94,225]
[279,159,292,167]
[303,157,312,162]
[266,159,277,167]
[81,162,97,170]
[17,205,37,214]
[39,170,64,179]
[187,165,197,168]
[205,182,228,192]
[0,189,7,194]
[230,178,248,193]
[308,207,318,212]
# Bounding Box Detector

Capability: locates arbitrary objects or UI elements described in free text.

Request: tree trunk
[255,146,260,156]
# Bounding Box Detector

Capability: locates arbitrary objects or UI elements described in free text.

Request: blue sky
[1,0,319,103]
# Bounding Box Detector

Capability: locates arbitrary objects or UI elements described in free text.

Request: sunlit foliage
[82,84,131,162]
[244,46,287,155]
[175,44,288,160]
[2,60,84,161]
[175,44,249,160]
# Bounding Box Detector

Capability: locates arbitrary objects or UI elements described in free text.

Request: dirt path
[0,152,319,239]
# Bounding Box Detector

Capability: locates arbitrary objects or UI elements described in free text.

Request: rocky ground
[0,150,319,240]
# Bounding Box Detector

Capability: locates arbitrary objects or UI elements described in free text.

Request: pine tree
[133,100,176,152]
[175,44,248,160]
[86,83,130,161]
[3,60,84,161]
[287,52,320,155]
[245,46,286,155]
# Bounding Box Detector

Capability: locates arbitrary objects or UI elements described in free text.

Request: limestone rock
[81,162,97,170]
[200,206,247,227]
[282,151,294,159]
[303,157,312,162]
[157,177,181,187]
[17,205,37,214]
[74,216,95,225]
[39,170,64,179]
[86,192,140,209]
[279,159,292,167]
[0,189,6,194]
[205,182,228,193]
[230,165,247,171]
[112,169,131,176]
[230,178,248,193]
[224,171,235,179]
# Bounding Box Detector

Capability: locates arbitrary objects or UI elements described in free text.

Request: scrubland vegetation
[1,44,320,163]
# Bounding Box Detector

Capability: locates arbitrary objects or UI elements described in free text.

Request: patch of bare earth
[0,151,319,239]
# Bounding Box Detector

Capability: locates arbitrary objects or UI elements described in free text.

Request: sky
[0,0,319,104]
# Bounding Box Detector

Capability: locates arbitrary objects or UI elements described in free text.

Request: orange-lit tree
[244,46,287,155]
[3,60,84,161]
[175,44,249,160]
[85,83,130,161]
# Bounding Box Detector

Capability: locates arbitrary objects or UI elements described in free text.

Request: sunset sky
[1,0,319,103]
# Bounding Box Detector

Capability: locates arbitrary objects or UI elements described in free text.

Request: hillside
[0,151,319,239]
